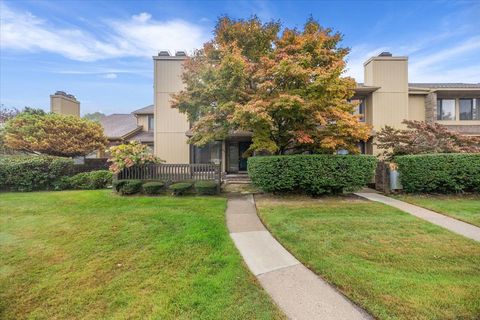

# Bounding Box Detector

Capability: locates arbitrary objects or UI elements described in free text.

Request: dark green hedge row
[248,154,377,195]
[395,153,480,193]
[113,180,218,196]
[56,170,112,190]
[0,156,75,191]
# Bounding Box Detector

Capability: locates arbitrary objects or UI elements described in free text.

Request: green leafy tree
[3,111,107,157]
[83,112,106,122]
[172,16,371,154]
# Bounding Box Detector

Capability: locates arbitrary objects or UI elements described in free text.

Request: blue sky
[1,0,479,115]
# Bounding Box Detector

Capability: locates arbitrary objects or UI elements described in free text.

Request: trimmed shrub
[395,153,480,193]
[53,176,72,191]
[0,156,74,191]
[118,180,143,195]
[113,180,128,193]
[68,170,112,190]
[195,180,219,195]
[248,154,377,195]
[143,181,165,195]
[169,182,193,196]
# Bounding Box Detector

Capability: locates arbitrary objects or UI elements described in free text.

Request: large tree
[3,111,107,157]
[172,16,371,154]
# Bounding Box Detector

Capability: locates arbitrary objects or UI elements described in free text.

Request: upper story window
[437,99,456,120]
[148,115,154,131]
[459,98,480,120]
[351,98,366,122]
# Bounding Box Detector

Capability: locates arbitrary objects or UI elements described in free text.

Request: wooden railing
[116,163,221,184]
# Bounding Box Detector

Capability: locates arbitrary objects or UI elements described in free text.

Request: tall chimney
[50,91,80,117]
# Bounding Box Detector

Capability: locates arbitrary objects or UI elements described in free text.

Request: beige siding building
[151,51,479,171]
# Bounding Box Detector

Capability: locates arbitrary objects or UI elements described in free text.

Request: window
[148,115,154,131]
[460,98,480,120]
[351,98,366,122]
[192,141,221,164]
[437,99,456,120]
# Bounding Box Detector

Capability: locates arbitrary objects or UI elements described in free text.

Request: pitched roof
[132,104,154,114]
[408,83,480,89]
[126,130,154,143]
[100,114,140,139]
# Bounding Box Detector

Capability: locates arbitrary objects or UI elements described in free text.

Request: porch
[189,132,253,174]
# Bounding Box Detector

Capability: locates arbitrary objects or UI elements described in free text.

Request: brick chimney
[50,91,80,117]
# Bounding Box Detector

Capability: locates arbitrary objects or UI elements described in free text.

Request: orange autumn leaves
[172,16,371,154]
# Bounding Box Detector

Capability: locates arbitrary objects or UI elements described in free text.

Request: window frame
[437,98,456,121]
[147,115,154,131]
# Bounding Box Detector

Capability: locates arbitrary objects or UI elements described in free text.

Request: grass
[256,194,480,320]
[0,190,284,320]
[394,194,480,227]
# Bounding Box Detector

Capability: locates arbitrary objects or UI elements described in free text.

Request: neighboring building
[98,105,155,157]
[50,91,80,117]
[153,51,479,172]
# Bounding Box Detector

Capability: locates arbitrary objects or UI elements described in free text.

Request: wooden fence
[116,163,222,184]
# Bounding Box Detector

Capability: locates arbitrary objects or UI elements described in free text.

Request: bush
[0,156,74,191]
[169,182,193,196]
[119,180,143,195]
[248,154,377,195]
[395,153,480,193]
[143,181,165,195]
[195,180,219,195]
[68,170,112,190]
[113,180,128,193]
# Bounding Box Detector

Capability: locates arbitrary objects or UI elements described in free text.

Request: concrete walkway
[226,194,372,320]
[355,192,480,242]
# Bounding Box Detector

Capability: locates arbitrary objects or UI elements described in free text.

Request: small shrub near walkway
[395,153,480,193]
[248,154,376,195]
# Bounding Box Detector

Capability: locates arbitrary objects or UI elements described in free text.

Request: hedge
[395,153,480,193]
[120,180,143,195]
[0,156,74,191]
[143,181,165,195]
[248,154,377,195]
[195,180,218,195]
[66,170,112,190]
[169,182,193,196]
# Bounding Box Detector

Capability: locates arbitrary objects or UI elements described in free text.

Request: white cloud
[102,73,118,79]
[345,45,390,81]
[345,34,480,83]
[0,3,208,61]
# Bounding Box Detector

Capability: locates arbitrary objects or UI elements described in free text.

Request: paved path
[226,194,372,320]
[355,192,480,242]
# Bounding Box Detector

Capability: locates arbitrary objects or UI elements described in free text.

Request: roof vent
[158,50,171,56]
[55,90,67,96]
[175,50,187,56]
[379,52,392,57]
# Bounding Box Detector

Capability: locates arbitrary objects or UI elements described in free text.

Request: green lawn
[0,190,284,320]
[256,194,480,320]
[394,194,480,227]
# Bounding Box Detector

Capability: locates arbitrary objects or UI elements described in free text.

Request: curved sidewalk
[226,194,372,320]
[355,192,480,242]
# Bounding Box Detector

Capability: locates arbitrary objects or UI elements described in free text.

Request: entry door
[238,141,250,171]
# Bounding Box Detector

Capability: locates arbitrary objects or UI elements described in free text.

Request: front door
[227,140,251,173]
[238,141,250,171]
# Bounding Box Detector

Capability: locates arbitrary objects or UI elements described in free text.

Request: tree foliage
[83,112,106,122]
[107,141,161,173]
[172,16,371,155]
[3,111,107,157]
[376,120,480,160]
